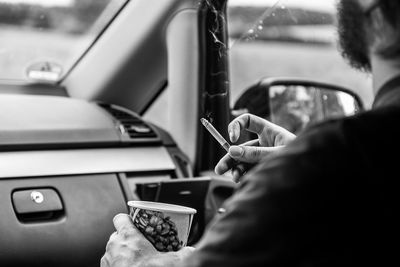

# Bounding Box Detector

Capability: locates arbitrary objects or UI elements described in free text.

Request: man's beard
[337,0,371,72]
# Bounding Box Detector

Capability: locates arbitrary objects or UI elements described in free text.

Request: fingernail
[229,146,243,157]
[229,129,234,141]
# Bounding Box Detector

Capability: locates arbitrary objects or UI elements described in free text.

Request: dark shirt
[182,79,400,266]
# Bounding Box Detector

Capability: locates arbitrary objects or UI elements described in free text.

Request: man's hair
[368,0,400,58]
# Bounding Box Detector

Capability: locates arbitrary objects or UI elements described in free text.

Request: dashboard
[0,94,235,267]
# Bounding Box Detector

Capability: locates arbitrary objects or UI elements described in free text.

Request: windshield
[227,0,373,108]
[0,0,127,83]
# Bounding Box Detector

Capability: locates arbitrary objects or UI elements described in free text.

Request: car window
[227,0,374,109]
[0,0,127,83]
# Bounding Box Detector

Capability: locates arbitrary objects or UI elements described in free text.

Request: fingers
[228,145,283,163]
[232,164,247,183]
[214,154,247,176]
[215,155,249,184]
[215,140,259,175]
[100,255,110,267]
[113,213,135,234]
[215,153,235,175]
[228,114,269,143]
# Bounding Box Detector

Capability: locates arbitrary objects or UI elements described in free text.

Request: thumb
[113,213,135,234]
[229,145,281,163]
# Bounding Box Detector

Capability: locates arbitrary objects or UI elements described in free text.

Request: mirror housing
[233,77,364,135]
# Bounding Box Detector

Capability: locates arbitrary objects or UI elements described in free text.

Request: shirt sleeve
[180,121,350,267]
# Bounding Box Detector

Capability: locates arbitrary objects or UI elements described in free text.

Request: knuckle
[240,147,249,158]
[236,114,249,125]
[250,148,261,159]
[242,113,251,125]
[240,113,251,118]
[100,256,109,267]
[110,255,130,267]
[109,231,118,241]
[121,228,135,239]
[106,241,115,252]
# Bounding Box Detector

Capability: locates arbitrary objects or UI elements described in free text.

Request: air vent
[99,104,157,139]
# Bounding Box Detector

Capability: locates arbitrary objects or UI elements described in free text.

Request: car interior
[0,0,371,266]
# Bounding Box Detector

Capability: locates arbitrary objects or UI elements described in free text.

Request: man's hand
[215,114,296,182]
[100,213,158,267]
[101,214,194,267]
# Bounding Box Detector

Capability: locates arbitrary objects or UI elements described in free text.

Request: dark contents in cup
[131,208,183,252]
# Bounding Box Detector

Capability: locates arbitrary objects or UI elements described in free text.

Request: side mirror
[232,77,364,135]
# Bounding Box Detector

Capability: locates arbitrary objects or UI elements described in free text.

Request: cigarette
[200,118,230,152]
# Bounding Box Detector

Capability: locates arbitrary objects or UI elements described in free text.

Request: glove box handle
[12,188,64,222]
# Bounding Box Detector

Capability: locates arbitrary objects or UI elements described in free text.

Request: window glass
[228,0,373,109]
[0,0,127,82]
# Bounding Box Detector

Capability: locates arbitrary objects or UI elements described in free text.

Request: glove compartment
[0,174,128,267]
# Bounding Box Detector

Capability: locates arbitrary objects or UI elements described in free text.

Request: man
[101,0,400,266]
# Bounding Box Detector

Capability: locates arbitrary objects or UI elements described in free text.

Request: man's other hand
[101,213,194,267]
[215,114,296,182]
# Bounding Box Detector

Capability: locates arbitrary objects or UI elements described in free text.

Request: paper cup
[128,201,196,252]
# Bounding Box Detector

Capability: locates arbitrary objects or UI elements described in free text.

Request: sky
[229,0,337,12]
[0,0,74,7]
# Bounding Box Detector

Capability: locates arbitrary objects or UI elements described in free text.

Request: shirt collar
[372,75,400,109]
